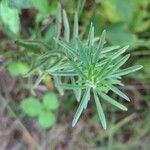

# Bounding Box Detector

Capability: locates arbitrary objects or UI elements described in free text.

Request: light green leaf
[53,76,64,96]
[52,71,78,76]
[55,39,78,57]
[56,3,62,39]
[93,90,107,129]
[105,54,130,76]
[8,0,32,9]
[101,46,120,53]
[72,87,90,127]
[96,59,112,79]
[56,83,82,90]
[104,82,130,101]
[30,0,49,14]
[70,60,87,79]
[110,65,143,77]
[25,58,48,77]
[98,91,128,111]
[7,62,29,76]
[63,9,70,42]
[111,45,129,60]
[0,0,20,35]
[21,97,42,117]
[87,23,94,47]
[71,77,81,102]
[76,37,89,65]
[94,30,106,63]
[73,12,78,39]
[38,111,56,128]
[43,92,59,110]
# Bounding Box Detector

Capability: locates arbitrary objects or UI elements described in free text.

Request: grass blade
[93,90,107,129]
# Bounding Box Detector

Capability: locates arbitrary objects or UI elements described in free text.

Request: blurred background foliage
[0,0,150,149]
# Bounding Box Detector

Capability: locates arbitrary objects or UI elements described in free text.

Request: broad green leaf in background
[38,111,56,128]
[106,23,137,47]
[7,62,29,76]
[133,58,150,81]
[0,0,20,35]
[101,0,134,23]
[8,0,32,9]
[21,97,42,117]
[43,92,59,110]
[30,0,50,14]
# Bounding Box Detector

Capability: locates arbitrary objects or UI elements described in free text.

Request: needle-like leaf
[72,87,91,127]
[104,82,130,101]
[98,91,128,111]
[93,90,107,129]
[110,65,143,77]
[63,9,70,42]
[94,30,106,63]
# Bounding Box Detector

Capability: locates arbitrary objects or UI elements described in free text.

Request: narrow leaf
[104,82,130,101]
[52,71,78,76]
[105,54,130,76]
[101,46,120,53]
[72,87,91,127]
[112,45,129,60]
[73,12,78,39]
[94,30,106,63]
[53,76,64,95]
[70,60,87,79]
[76,37,88,65]
[88,23,94,47]
[55,39,78,57]
[71,77,81,102]
[93,90,107,129]
[110,65,143,77]
[63,9,70,42]
[98,91,128,111]
[56,3,62,39]
[56,83,82,90]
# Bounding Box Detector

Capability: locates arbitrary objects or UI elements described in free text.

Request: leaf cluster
[21,92,59,129]
[14,4,143,129]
